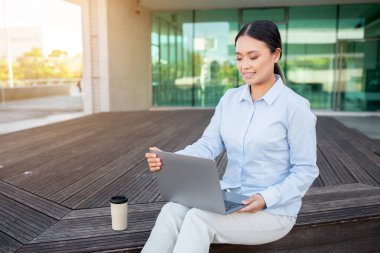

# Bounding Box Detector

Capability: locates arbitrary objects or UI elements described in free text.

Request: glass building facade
[151,3,380,111]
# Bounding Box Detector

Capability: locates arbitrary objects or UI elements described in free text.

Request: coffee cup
[110,195,128,231]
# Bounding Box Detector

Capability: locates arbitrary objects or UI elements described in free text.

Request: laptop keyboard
[224,200,243,210]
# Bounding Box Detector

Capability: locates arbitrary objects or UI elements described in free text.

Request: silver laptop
[154,150,248,215]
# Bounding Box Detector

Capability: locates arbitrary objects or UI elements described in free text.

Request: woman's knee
[183,208,216,225]
[158,202,190,220]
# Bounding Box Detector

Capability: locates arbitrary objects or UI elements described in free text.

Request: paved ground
[0,96,84,134]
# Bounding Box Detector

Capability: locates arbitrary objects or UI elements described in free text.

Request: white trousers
[142,202,295,253]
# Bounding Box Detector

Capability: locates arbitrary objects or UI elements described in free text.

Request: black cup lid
[110,195,128,204]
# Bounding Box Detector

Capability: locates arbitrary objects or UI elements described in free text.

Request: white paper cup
[110,195,128,231]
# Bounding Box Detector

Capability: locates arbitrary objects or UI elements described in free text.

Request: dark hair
[235,20,285,82]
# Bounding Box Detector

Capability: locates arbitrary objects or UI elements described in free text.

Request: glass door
[335,39,380,111]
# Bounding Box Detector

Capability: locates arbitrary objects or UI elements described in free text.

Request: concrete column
[81,0,112,113]
[107,0,152,111]
[82,0,152,113]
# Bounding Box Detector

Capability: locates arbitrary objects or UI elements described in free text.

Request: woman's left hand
[237,194,266,213]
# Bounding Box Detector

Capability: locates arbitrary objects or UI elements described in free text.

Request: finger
[145,152,157,158]
[150,166,161,172]
[149,162,162,168]
[149,147,161,152]
[147,157,161,163]
[238,201,259,213]
[242,195,256,205]
[238,206,258,213]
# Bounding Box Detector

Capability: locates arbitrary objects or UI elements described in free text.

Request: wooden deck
[0,110,379,253]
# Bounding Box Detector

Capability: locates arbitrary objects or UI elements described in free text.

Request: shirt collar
[239,74,285,106]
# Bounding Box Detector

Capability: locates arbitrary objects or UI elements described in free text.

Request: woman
[142,20,319,253]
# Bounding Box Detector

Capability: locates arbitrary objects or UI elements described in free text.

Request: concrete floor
[0,96,85,134]
[333,116,380,140]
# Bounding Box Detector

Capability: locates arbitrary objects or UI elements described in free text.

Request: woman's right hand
[145,147,162,172]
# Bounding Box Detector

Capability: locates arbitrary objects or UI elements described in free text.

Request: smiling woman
[235,22,283,101]
[142,20,319,253]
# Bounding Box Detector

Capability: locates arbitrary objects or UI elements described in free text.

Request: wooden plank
[318,140,357,184]
[0,114,97,153]
[306,183,378,195]
[62,202,165,220]
[62,111,212,209]
[1,112,380,253]
[316,147,340,186]
[338,139,380,184]
[303,187,380,203]
[321,117,380,157]
[18,216,380,253]
[301,195,380,214]
[0,194,58,244]
[30,214,157,244]
[0,115,132,178]
[12,112,173,193]
[330,118,380,153]
[0,231,23,253]
[210,218,380,253]
[30,204,161,244]
[17,232,151,253]
[310,176,324,187]
[2,111,164,186]
[0,196,54,230]
[327,140,378,185]
[0,181,70,220]
[297,204,380,225]
[55,109,206,207]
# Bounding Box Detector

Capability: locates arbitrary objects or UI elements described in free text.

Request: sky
[0,0,82,56]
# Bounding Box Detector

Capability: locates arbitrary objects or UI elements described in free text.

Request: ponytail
[274,62,286,84]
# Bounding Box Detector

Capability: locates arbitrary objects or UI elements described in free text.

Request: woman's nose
[240,58,251,69]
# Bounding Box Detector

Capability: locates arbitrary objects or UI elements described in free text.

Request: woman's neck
[250,75,276,102]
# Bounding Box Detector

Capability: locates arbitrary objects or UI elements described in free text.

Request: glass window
[152,11,193,106]
[151,17,160,106]
[193,9,239,107]
[337,4,380,111]
[151,3,380,111]
[242,8,285,23]
[287,5,337,109]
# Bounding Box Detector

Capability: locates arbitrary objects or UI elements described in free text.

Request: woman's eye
[236,58,242,61]
[250,57,258,60]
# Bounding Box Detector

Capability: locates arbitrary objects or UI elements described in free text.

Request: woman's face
[235,35,280,86]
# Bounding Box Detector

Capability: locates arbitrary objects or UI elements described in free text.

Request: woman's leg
[172,209,295,253]
[141,202,191,253]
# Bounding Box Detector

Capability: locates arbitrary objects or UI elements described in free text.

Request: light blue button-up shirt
[176,75,319,217]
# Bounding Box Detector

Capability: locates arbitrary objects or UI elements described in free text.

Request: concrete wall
[107,0,152,111]
[0,85,71,102]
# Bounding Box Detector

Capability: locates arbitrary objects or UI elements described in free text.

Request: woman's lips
[243,72,255,78]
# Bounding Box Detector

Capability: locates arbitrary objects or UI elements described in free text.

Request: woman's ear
[273,48,281,63]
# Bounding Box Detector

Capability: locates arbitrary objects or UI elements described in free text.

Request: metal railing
[0,78,79,88]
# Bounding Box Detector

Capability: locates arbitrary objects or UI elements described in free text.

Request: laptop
[153,150,248,215]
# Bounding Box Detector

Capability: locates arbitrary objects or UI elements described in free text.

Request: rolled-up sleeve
[259,100,319,209]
